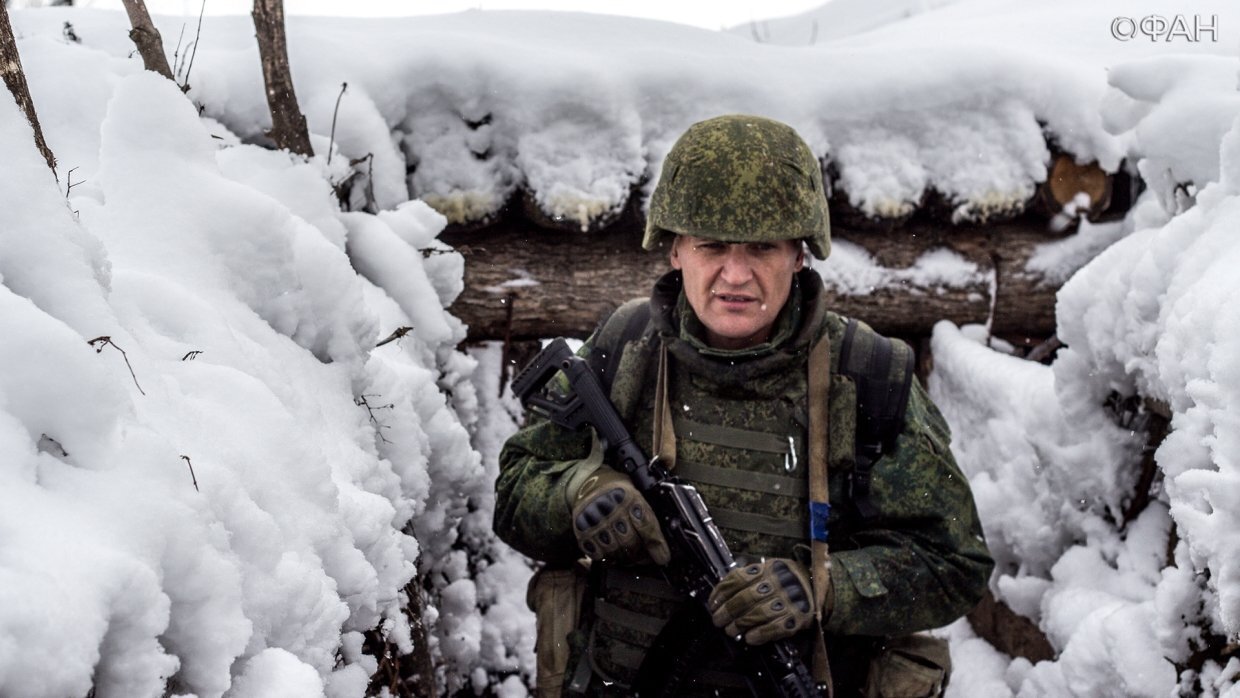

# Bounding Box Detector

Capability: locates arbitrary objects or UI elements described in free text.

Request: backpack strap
[585,299,652,389]
[584,299,655,424]
[836,318,916,523]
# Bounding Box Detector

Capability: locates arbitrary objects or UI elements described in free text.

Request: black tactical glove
[571,466,670,565]
[707,558,815,645]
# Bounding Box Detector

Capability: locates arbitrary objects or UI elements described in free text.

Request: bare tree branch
[179,0,205,91]
[87,335,145,395]
[327,81,346,165]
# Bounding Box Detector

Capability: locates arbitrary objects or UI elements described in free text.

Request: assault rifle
[513,338,822,698]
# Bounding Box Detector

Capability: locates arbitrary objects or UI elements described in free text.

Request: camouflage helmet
[644,114,830,260]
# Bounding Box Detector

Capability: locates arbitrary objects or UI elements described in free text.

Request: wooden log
[252,0,313,157]
[967,589,1056,664]
[1035,152,1113,224]
[443,211,1066,343]
[119,0,174,82]
[0,2,57,176]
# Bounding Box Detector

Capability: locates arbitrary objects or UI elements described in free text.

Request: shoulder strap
[807,331,835,694]
[585,299,652,393]
[837,318,915,522]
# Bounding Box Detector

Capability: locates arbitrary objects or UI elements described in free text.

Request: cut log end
[1038,153,1113,224]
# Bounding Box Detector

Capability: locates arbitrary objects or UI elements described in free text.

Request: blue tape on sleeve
[810,501,831,542]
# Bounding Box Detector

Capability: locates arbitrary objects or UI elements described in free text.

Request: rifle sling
[808,331,835,697]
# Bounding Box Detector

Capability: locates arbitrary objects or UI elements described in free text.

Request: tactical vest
[573,298,914,695]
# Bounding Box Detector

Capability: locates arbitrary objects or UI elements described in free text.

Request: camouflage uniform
[495,268,993,696]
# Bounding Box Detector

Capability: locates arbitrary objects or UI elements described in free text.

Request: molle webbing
[588,570,680,680]
[673,460,808,498]
[708,508,805,540]
[672,415,805,541]
[600,567,681,601]
[594,599,668,637]
[590,631,646,675]
[591,568,691,684]
[672,415,790,454]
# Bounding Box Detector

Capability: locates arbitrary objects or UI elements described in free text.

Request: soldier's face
[670,235,804,350]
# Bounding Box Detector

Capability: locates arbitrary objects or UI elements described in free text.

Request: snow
[3,0,1240,695]
[20,1,1235,233]
[0,56,498,696]
[815,242,984,296]
[932,57,1240,697]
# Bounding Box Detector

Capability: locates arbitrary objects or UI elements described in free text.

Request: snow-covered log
[445,216,1066,342]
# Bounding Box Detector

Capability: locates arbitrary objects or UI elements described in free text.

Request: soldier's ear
[669,236,684,270]
[794,243,806,271]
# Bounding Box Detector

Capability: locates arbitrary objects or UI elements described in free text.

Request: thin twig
[172,22,186,76]
[181,350,203,361]
[86,336,145,395]
[180,0,205,93]
[180,455,200,492]
[375,326,413,348]
[354,395,394,444]
[327,82,347,166]
[64,166,82,197]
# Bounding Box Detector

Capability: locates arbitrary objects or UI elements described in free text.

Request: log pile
[443,154,1130,344]
[445,214,1064,342]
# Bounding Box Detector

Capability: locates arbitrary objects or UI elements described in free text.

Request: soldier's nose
[719,254,753,285]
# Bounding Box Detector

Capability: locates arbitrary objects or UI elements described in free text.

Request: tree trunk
[119,0,174,81]
[0,2,57,176]
[252,0,313,157]
[444,215,1065,343]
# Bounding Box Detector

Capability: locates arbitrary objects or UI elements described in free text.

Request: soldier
[495,114,993,697]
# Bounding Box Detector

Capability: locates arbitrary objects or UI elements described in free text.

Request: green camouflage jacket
[495,269,993,694]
